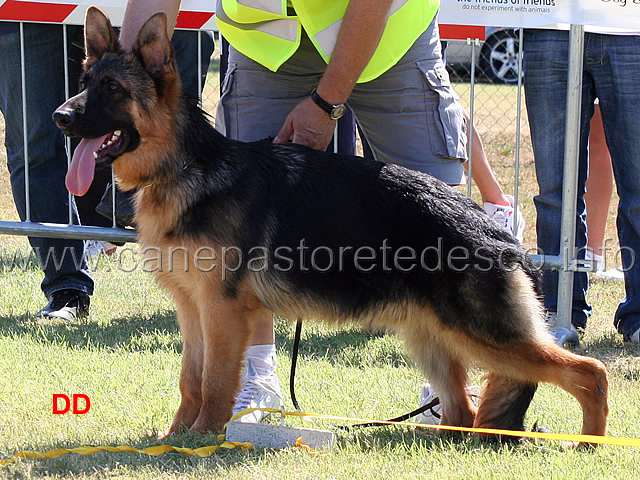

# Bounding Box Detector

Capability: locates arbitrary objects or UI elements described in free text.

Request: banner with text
[0,0,639,29]
[439,0,640,30]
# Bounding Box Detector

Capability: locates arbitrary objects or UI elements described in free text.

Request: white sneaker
[414,383,442,425]
[585,250,624,280]
[414,382,479,425]
[84,240,117,260]
[623,327,640,344]
[483,195,525,243]
[232,370,282,423]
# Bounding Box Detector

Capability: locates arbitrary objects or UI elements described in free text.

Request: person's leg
[591,33,640,342]
[215,34,328,421]
[348,17,466,185]
[0,24,93,312]
[522,28,592,330]
[584,102,614,261]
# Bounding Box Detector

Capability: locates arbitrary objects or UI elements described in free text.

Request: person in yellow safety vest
[215,0,439,83]
[77,0,469,425]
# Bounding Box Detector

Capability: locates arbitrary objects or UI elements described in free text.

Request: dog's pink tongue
[65,137,105,196]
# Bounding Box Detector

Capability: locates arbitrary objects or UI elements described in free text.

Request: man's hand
[273,97,336,150]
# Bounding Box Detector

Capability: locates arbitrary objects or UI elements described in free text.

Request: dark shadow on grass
[0,310,182,353]
[567,334,640,366]
[276,325,375,358]
[338,424,573,454]
[0,310,408,368]
[274,319,411,368]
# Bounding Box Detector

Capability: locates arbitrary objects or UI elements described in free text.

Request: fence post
[555,24,585,347]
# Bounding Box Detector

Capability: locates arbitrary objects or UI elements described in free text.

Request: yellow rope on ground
[2,407,638,466]
[0,441,253,466]
[239,407,640,447]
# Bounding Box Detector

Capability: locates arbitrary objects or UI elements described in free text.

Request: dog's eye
[78,80,86,91]
[107,81,120,92]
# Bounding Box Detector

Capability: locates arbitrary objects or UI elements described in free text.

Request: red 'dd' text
[53,393,91,414]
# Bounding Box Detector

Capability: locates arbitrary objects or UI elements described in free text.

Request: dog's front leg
[189,296,256,433]
[165,296,205,437]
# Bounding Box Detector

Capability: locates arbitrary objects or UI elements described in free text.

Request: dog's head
[53,6,180,193]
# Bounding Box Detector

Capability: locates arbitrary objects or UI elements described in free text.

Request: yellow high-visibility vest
[216,0,439,83]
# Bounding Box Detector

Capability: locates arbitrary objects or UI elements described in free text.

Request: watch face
[330,104,347,120]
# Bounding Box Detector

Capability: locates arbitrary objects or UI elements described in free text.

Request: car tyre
[479,29,521,84]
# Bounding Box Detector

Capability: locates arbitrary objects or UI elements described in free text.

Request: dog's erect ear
[84,6,119,69]
[134,12,175,78]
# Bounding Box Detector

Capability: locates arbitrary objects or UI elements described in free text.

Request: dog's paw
[157,428,174,440]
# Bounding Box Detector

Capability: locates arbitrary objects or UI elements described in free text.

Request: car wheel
[479,29,521,84]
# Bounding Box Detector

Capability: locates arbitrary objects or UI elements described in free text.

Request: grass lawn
[0,60,639,479]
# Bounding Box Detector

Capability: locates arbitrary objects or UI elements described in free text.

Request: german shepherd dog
[54,7,608,441]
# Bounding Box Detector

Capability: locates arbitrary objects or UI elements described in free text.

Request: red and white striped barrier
[0,0,217,29]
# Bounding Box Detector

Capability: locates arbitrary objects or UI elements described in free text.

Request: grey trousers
[216,15,467,185]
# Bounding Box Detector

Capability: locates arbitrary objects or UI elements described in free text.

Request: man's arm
[317,0,394,108]
[119,0,181,49]
[274,0,394,149]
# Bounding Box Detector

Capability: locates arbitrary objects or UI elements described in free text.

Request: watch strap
[310,88,335,116]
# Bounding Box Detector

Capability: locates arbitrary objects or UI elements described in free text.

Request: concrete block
[225,422,336,450]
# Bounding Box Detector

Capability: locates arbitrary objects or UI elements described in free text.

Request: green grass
[0,261,639,478]
[1,66,639,478]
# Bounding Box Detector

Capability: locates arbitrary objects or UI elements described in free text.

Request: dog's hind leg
[461,269,608,441]
[403,330,476,429]
[527,342,609,439]
[473,340,608,439]
[166,297,204,436]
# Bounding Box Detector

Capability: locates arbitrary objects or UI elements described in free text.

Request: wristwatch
[310,88,346,120]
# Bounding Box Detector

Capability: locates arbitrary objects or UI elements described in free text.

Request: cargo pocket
[215,61,238,137]
[417,60,467,162]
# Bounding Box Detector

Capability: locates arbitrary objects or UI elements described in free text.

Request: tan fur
[114,91,180,193]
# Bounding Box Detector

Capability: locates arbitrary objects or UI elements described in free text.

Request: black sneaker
[35,289,90,321]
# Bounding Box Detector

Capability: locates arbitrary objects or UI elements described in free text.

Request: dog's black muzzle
[52,105,77,132]
[52,90,90,137]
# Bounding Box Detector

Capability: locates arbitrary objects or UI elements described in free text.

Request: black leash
[336,398,441,431]
[289,319,304,413]
[288,318,441,429]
